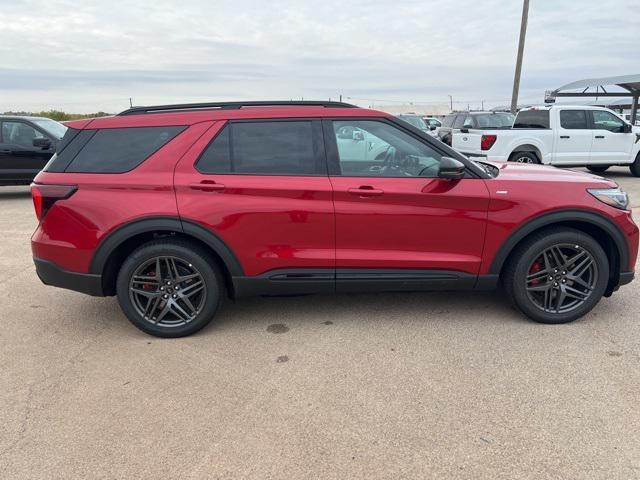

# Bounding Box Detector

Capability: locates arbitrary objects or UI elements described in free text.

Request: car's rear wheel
[503,228,609,324]
[116,240,224,337]
[587,165,610,173]
[508,151,540,164]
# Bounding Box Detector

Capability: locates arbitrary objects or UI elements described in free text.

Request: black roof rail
[117,100,358,116]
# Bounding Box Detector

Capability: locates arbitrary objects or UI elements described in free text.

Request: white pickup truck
[452,105,640,176]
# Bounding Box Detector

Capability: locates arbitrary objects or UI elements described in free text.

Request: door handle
[595,135,605,139]
[347,186,384,197]
[560,135,570,139]
[189,181,225,192]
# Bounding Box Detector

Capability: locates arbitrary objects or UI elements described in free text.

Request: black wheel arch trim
[89,216,244,277]
[489,209,629,276]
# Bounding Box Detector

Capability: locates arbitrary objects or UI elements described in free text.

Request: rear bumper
[34,257,104,296]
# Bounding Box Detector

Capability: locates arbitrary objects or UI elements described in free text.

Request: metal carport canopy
[548,74,640,123]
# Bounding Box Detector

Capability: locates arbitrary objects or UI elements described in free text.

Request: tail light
[481,134,497,151]
[31,184,77,221]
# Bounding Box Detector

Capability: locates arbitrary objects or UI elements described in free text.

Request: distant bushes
[2,110,112,121]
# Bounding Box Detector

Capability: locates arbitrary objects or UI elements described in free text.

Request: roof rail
[117,100,358,116]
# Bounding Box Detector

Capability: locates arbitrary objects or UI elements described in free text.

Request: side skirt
[232,269,500,298]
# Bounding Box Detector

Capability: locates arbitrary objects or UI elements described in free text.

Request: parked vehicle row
[452,105,640,176]
[30,101,637,337]
[438,111,515,145]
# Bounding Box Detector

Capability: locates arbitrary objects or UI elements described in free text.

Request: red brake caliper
[529,260,543,285]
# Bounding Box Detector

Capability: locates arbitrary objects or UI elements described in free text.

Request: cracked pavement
[1,167,639,479]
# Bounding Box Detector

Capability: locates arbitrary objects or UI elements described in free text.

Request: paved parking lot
[1,168,639,479]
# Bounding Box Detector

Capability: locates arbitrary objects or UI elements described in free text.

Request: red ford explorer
[30,101,638,337]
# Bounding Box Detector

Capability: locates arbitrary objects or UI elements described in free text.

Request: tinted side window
[441,115,455,128]
[560,110,588,129]
[197,121,320,175]
[591,110,625,132]
[65,126,185,173]
[453,115,466,129]
[513,110,550,128]
[44,129,96,172]
[1,121,46,148]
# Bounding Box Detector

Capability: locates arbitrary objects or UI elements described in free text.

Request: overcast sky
[1,0,638,113]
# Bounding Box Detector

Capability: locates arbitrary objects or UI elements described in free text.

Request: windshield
[475,113,514,129]
[399,116,427,130]
[32,119,68,139]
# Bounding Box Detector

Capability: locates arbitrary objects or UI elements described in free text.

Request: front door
[324,118,490,291]
[589,110,634,163]
[0,121,54,184]
[174,119,335,292]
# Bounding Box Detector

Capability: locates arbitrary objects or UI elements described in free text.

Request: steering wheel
[382,145,396,166]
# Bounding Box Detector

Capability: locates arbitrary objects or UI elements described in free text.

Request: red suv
[31,101,638,337]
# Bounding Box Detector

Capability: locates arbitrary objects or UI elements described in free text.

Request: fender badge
[496,190,508,195]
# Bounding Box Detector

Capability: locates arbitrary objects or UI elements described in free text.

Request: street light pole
[510,0,530,113]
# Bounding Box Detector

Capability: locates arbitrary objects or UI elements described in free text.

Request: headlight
[588,187,629,210]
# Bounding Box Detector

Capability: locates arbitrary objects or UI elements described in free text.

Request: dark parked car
[30,101,637,337]
[438,112,514,145]
[0,116,67,185]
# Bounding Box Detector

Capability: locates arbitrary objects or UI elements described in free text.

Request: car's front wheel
[116,240,224,337]
[503,228,609,324]
[508,151,540,164]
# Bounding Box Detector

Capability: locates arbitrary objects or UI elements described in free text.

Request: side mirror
[33,138,52,149]
[430,125,436,131]
[353,130,365,141]
[460,128,469,134]
[438,156,465,180]
[623,123,632,133]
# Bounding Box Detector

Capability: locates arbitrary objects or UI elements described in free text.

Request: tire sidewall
[510,231,609,324]
[116,242,222,337]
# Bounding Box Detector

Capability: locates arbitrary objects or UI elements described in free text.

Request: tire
[587,165,610,173]
[116,240,224,337]
[503,228,609,324]
[630,153,640,177]
[508,151,540,164]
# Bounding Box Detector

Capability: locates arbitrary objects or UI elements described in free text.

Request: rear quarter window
[513,110,550,129]
[45,126,186,173]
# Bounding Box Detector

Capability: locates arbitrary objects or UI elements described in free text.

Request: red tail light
[481,134,497,151]
[31,184,77,221]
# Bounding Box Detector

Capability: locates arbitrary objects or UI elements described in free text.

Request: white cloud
[0,0,638,112]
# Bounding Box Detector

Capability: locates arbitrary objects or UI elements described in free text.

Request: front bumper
[34,257,104,296]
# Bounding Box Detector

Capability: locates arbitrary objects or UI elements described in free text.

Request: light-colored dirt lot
[1,168,639,479]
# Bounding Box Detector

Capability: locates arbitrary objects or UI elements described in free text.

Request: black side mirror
[438,156,465,180]
[430,125,436,131]
[33,138,52,149]
[623,123,632,133]
[460,128,469,134]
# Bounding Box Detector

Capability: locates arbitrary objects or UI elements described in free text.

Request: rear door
[324,118,490,291]
[553,109,592,164]
[0,121,54,183]
[589,110,634,163]
[174,119,335,291]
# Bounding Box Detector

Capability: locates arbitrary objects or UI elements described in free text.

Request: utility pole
[339,94,343,103]
[481,100,485,110]
[129,97,133,107]
[448,95,453,111]
[510,0,530,113]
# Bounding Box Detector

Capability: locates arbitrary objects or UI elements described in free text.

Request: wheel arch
[509,143,543,163]
[490,210,629,295]
[90,217,243,296]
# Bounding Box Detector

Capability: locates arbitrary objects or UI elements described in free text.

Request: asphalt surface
[1,168,639,479]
